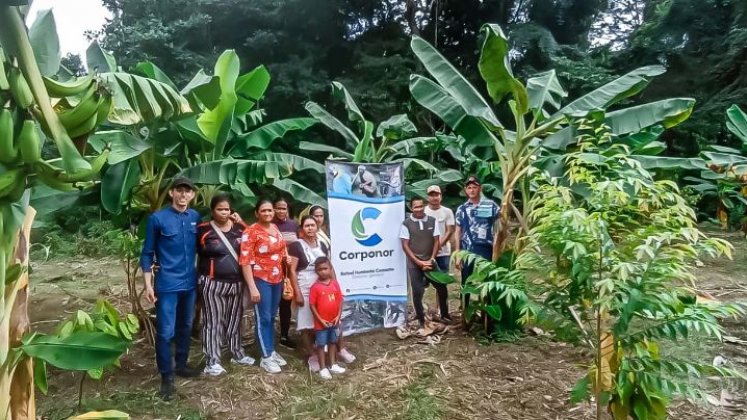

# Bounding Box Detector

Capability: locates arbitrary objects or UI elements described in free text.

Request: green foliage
[457,250,536,336]
[31,219,120,259]
[521,116,747,419]
[53,299,138,378]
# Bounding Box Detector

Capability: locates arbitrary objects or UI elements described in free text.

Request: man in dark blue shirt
[140,176,201,400]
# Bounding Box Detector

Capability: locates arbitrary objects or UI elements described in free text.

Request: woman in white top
[287,216,330,365]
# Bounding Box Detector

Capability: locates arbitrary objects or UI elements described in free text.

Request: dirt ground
[30,230,747,420]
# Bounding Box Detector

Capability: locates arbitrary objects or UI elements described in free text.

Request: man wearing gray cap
[424,185,455,322]
[140,176,201,400]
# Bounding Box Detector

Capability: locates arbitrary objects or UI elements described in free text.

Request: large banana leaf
[478,24,526,113]
[235,65,270,115]
[387,136,441,158]
[102,73,191,125]
[555,65,666,117]
[397,157,438,173]
[376,114,417,140]
[101,159,141,214]
[271,178,326,208]
[702,152,747,167]
[411,36,501,127]
[726,105,747,145]
[135,60,177,90]
[197,50,239,157]
[181,69,221,110]
[252,152,325,175]
[605,98,695,135]
[409,75,498,147]
[298,141,353,160]
[21,332,129,371]
[305,101,359,150]
[633,156,705,170]
[527,70,567,114]
[91,130,152,165]
[230,118,317,154]
[28,8,60,76]
[331,81,366,124]
[352,120,374,162]
[29,185,83,216]
[180,159,280,185]
[86,41,117,73]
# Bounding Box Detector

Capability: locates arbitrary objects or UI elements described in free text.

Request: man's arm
[401,238,425,268]
[140,215,158,303]
[440,210,456,248]
[400,224,426,268]
[431,234,440,261]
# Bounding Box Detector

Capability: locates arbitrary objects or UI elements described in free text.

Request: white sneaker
[260,357,281,374]
[231,356,256,366]
[319,368,332,380]
[203,363,226,376]
[271,351,287,367]
[338,348,356,364]
[329,364,346,375]
[308,354,321,373]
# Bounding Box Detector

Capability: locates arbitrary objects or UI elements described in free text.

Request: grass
[401,366,444,420]
[39,389,205,419]
[278,380,359,419]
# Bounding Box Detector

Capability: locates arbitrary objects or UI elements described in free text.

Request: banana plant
[679,105,747,229]
[301,81,464,194]
[409,24,696,261]
[100,50,326,215]
[0,6,156,417]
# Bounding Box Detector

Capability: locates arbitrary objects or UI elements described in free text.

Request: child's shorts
[315,326,339,347]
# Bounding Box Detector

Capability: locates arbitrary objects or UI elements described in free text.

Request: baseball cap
[170,176,196,190]
[465,175,481,186]
[426,185,441,194]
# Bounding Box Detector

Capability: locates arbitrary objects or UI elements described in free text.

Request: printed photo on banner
[325,161,407,334]
[327,162,403,199]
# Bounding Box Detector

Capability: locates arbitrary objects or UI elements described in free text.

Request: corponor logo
[352,207,383,246]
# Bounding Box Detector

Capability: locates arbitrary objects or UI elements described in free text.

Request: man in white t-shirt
[424,185,455,272]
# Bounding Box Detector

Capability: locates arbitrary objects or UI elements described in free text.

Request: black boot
[175,365,201,378]
[160,375,175,401]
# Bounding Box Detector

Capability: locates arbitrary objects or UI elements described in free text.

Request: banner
[326,161,407,334]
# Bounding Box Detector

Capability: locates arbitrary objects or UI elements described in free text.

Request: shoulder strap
[210,221,239,263]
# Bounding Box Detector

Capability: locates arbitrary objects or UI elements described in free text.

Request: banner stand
[326,161,407,334]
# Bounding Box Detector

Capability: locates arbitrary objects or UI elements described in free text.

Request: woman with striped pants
[197,194,255,376]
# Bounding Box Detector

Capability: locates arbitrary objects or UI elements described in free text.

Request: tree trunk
[493,188,514,262]
[1,207,36,419]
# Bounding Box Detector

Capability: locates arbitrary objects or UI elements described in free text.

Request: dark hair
[210,193,231,211]
[314,256,331,269]
[309,205,324,215]
[273,197,289,207]
[410,196,425,206]
[299,215,317,229]
[254,199,274,215]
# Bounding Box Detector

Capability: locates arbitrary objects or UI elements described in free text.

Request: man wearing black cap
[140,176,202,400]
[454,176,499,314]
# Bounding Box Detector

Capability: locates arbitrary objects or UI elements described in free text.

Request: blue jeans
[254,279,282,358]
[155,288,197,377]
[315,327,339,347]
[435,256,450,272]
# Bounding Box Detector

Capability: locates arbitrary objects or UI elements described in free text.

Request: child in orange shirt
[309,257,346,379]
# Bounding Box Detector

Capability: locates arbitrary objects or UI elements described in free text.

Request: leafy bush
[521,116,747,419]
